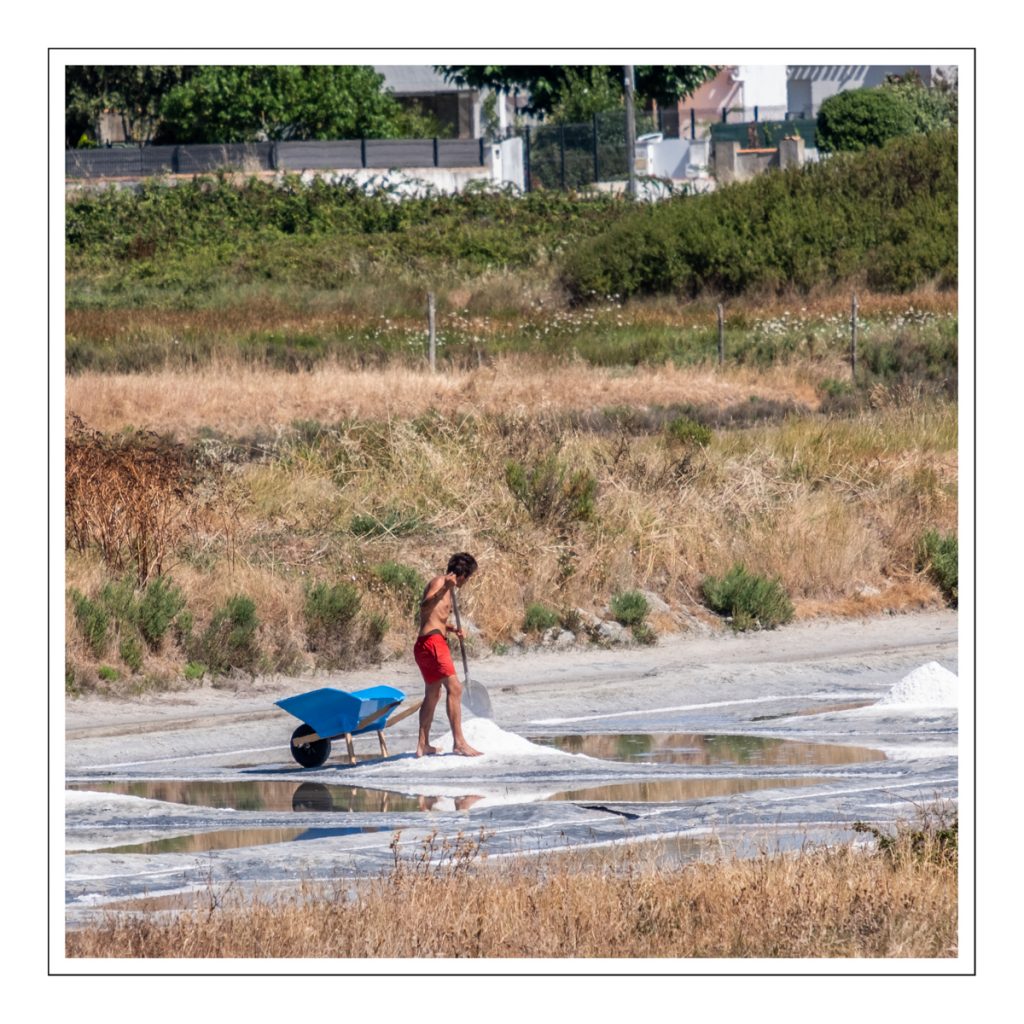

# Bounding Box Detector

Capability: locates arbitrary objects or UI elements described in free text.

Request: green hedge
[561,130,956,299]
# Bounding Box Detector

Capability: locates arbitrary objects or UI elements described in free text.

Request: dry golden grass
[64,393,956,686]
[65,827,957,959]
[65,357,821,439]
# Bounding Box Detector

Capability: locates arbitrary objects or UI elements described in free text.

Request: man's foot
[452,743,483,757]
[415,743,439,758]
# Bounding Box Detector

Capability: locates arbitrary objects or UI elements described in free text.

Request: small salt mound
[433,717,574,757]
[877,662,958,708]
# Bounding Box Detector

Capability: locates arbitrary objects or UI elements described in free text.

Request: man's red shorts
[413,631,455,684]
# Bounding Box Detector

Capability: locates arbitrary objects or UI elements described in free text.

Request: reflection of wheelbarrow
[275,685,422,769]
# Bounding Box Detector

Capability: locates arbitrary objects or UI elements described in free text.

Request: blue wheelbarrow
[276,685,423,769]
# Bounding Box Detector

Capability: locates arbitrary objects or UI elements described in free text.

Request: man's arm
[420,573,456,611]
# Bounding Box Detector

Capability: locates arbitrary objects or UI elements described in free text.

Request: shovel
[451,587,493,719]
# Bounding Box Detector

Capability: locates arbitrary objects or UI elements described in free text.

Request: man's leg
[416,683,442,757]
[442,675,482,756]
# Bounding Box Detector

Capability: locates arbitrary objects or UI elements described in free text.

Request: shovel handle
[451,587,471,682]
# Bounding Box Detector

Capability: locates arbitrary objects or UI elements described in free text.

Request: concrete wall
[786,65,946,117]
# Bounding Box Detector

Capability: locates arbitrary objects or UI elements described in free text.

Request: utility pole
[624,65,637,198]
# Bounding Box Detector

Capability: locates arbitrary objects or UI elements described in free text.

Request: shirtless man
[413,552,482,757]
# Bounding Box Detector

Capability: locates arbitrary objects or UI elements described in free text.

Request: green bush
[702,564,794,631]
[70,590,109,657]
[817,79,954,154]
[610,591,650,627]
[137,577,186,648]
[665,416,713,448]
[561,130,956,300]
[506,454,597,526]
[119,636,144,673]
[373,561,425,610]
[523,602,560,633]
[918,530,958,606]
[183,661,206,681]
[198,594,261,675]
[816,88,918,153]
[97,665,121,682]
[304,581,362,666]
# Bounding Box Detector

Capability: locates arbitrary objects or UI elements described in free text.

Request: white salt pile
[433,717,575,757]
[877,662,958,708]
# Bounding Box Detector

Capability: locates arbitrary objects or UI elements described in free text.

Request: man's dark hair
[447,552,478,579]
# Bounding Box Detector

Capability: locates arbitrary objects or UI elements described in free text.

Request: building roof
[374,65,470,95]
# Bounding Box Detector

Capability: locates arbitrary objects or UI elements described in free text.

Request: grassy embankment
[66,812,957,958]
[65,132,958,692]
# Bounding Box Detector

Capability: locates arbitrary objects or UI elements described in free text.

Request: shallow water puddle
[532,732,886,767]
[85,825,384,856]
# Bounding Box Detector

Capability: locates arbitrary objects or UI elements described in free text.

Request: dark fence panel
[66,138,488,179]
[65,146,175,178]
[277,140,363,170]
[363,139,435,168]
[436,139,485,167]
[710,118,818,149]
[174,143,274,174]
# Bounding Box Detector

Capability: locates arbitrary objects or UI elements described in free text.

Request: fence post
[690,108,696,139]
[717,304,725,366]
[173,145,182,174]
[559,125,566,189]
[850,292,858,384]
[754,105,759,123]
[360,138,367,169]
[428,292,437,371]
[433,137,439,167]
[592,113,600,184]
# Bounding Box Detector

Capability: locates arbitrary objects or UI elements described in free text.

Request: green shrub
[610,591,649,627]
[198,594,261,675]
[702,564,794,631]
[816,87,918,153]
[184,661,206,681]
[630,621,658,646]
[506,454,597,525]
[917,530,958,606]
[561,130,956,300]
[97,665,121,681]
[137,576,186,648]
[817,79,954,154]
[523,602,560,633]
[119,635,144,673]
[304,581,362,666]
[70,590,109,657]
[373,562,425,610]
[665,416,713,448]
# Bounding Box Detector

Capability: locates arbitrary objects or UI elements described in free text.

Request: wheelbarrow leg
[345,733,356,765]
[378,731,389,758]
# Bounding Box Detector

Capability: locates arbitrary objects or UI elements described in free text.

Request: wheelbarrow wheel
[290,724,332,768]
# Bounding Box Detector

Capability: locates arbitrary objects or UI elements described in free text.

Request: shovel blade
[463,675,493,719]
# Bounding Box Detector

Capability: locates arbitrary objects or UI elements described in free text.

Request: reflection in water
[91,825,383,855]
[533,732,885,767]
[548,775,817,804]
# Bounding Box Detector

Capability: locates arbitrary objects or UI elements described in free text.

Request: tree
[155,65,438,144]
[66,66,198,146]
[435,65,718,118]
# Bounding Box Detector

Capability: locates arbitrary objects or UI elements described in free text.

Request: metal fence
[65,138,488,179]
[524,110,657,191]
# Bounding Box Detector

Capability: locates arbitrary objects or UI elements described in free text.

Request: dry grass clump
[66,822,957,959]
